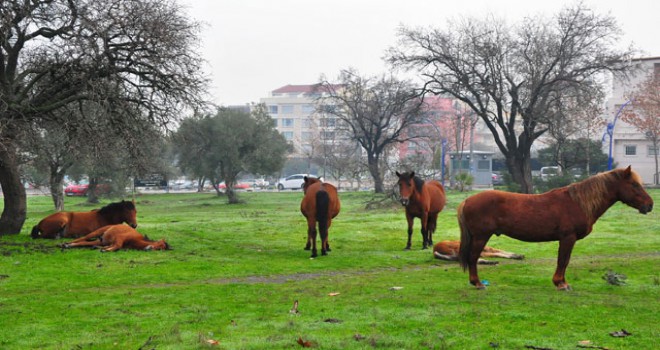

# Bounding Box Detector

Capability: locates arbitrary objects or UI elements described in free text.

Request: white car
[276,174,319,190]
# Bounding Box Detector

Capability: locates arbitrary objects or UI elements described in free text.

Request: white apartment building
[604,56,660,184]
[260,84,338,159]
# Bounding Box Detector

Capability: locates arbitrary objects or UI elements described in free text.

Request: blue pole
[606,100,633,170]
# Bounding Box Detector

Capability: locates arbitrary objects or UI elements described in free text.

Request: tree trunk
[0,143,28,235]
[86,177,100,204]
[367,155,384,193]
[49,167,66,211]
[506,151,534,193]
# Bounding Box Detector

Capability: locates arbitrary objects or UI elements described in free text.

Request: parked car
[540,166,561,181]
[218,182,252,191]
[64,183,110,196]
[276,174,319,190]
[254,178,270,188]
[491,172,504,186]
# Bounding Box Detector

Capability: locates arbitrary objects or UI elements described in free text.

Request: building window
[321,131,335,140]
[268,105,278,114]
[625,145,637,156]
[302,118,313,128]
[282,131,293,140]
[272,118,278,127]
[282,118,294,127]
[281,105,294,114]
[649,145,658,156]
[477,160,490,171]
[301,132,312,141]
[302,104,316,114]
[320,118,336,128]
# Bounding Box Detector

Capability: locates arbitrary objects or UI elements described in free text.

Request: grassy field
[0,189,658,349]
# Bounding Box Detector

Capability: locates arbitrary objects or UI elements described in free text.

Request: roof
[272,84,343,94]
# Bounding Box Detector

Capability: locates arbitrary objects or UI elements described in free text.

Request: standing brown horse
[395,171,446,250]
[458,166,653,290]
[61,224,169,252]
[300,177,340,258]
[31,200,137,239]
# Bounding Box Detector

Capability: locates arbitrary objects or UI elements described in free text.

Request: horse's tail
[316,190,330,247]
[457,200,471,271]
[31,225,41,239]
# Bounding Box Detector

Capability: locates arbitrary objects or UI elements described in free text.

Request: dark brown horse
[31,200,137,239]
[458,166,653,290]
[395,171,446,249]
[61,224,169,252]
[300,177,340,258]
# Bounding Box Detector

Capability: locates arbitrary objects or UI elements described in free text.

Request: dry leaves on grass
[609,329,632,337]
[297,336,315,348]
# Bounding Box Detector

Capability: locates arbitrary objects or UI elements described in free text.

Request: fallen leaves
[297,336,315,348]
[327,292,340,296]
[609,329,632,337]
[289,300,300,314]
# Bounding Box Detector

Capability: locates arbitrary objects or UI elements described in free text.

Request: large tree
[622,74,660,185]
[388,4,633,193]
[0,0,206,234]
[318,69,427,193]
[173,105,289,203]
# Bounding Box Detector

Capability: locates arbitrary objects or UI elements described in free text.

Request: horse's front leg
[404,212,414,250]
[553,236,577,291]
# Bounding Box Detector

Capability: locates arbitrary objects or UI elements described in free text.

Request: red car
[64,183,110,196]
[218,182,252,191]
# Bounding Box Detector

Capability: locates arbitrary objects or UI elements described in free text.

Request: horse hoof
[557,284,572,291]
[404,247,411,251]
[303,247,310,250]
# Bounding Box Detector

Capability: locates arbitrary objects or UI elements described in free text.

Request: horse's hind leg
[468,237,491,289]
[307,218,318,258]
[427,213,438,247]
[420,212,430,249]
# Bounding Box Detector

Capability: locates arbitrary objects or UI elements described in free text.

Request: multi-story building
[604,56,660,184]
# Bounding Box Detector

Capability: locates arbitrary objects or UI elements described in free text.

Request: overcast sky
[181,0,660,106]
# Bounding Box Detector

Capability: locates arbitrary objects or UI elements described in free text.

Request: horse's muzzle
[400,198,409,206]
[639,203,653,214]
[130,223,138,228]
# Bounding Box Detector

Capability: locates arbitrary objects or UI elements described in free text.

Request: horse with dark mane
[31,200,137,239]
[395,171,446,250]
[458,166,653,290]
[300,176,340,258]
[61,224,169,252]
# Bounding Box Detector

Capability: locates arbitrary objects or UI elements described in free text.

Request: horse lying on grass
[31,200,137,239]
[433,240,523,265]
[458,166,653,290]
[300,176,340,258]
[60,225,170,252]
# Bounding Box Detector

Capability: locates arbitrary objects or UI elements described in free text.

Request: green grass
[1,189,658,349]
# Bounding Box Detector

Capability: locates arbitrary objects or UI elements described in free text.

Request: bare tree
[622,74,660,184]
[0,0,206,234]
[388,4,634,193]
[318,69,427,193]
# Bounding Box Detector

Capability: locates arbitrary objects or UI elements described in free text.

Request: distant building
[603,56,660,184]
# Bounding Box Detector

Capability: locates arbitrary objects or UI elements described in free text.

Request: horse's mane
[567,168,641,222]
[97,201,135,217]
[413,175,425,193]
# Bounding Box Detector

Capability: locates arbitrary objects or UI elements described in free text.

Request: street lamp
[603,99,633,170]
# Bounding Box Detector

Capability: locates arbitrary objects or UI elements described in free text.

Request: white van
[540,166,561,181]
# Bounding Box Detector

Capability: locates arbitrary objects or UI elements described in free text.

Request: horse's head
[396,171,417,206]
[303,176,321,193]
[121,200,138,228]
[145,239,170,251]
[615,166,653,214]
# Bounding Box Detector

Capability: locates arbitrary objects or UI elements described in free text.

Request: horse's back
[65,211,108,237]
[303,182,340,218]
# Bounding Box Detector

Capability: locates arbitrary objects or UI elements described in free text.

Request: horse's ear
[303,176,309,182]
[410,171,415,178]
[623,165,632,179]
[395,171,401,177]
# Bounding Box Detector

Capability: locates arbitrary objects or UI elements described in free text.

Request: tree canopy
[388,3,634,193]
[0,0,207,234]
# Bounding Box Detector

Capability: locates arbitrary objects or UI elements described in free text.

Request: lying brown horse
[433,240,523,265]
[300,177,340,258]
[61,225,170,252]
[395,171,446,249]
[31,200,137,239]
[458,166,653,290]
